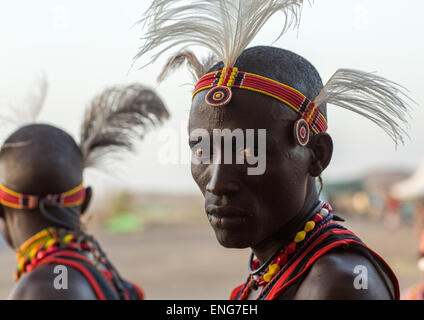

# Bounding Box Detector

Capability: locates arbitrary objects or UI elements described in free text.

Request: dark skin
[0,124,98,300]
[189,87,391,300]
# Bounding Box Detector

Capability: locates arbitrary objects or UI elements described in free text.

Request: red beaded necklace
[15,227,100,281]
[243,203,333,297]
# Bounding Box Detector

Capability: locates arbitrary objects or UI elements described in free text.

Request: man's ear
[308,133,333,177]
[81,187,92,215]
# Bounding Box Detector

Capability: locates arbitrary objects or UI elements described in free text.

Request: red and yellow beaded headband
[192,67,327,146]
[0,183,86,210]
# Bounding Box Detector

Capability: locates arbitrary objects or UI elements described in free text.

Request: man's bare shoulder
[293,249,392,300]
[9,264,98,300]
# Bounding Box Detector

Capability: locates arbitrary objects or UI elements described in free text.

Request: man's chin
[214,229,252,249]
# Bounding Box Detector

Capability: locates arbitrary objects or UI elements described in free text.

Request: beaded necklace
[15,228,134,300]
[240,202,333,299]
[15,227,99,281]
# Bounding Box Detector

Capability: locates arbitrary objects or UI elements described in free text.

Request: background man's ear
[0,204,13,247]
[81,187,92,214]
[308,133,333,177]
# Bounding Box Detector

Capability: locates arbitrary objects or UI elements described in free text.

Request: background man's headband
[0,183,86,210]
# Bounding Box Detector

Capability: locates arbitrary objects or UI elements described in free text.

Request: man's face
[189,89,312,249]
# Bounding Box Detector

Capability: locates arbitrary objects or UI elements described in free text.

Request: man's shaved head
[0,124,88,248]
[0,124,83,195]
[210,46,327,120]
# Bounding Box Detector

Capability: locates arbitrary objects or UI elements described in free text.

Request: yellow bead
[63,234,73,244]
[29,247,38,259]
[18,259,25,271]
[46,238,56,248]
[263,272,273,282]
[304,221,315,233]
[268,263,281,275]
[294,231,306,243]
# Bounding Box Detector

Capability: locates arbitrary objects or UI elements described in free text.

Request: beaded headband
[0,183,86,210]
[193,67,328,140]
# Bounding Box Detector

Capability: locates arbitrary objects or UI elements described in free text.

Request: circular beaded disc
[205,86,232,106]
[293,118,310,146]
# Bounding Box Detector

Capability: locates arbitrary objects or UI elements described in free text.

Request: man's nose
[206,163,240,196]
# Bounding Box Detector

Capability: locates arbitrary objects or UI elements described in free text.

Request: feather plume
[79,84,169,168]
[3,74,48,126]
[313,69,415,146]
[136,0,305,81]
[157,50,218,83]
[19,74,48,123]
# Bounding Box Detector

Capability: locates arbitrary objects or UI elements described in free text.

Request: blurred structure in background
[324,157,424,299]
[324,169,414,227]
[388,158,424,299]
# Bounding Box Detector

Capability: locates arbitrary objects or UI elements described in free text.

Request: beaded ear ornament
[293,119,310,146]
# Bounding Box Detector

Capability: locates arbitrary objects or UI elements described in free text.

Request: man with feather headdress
[0,80,169,299]
[135,0,414,299]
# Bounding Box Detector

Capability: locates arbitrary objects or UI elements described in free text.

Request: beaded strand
[240,203,333,299]
[15,227,96,281]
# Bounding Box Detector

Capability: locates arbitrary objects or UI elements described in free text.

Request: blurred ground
[0,194,422,299]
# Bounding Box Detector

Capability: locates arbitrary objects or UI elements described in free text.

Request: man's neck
[251,182,321,264]
[9,210,74,249]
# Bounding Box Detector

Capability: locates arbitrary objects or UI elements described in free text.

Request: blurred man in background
[0,82,169,299]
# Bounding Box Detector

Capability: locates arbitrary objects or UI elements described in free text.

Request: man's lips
[206,205,253,229]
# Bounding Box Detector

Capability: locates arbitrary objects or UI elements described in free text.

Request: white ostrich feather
[157,50,218,83]
[5,74,48,126]
[136,0,305,81]
[313,69,415,146]
[0,73,48,141]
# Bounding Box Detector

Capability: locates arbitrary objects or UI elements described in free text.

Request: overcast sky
[0,0,423,195]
